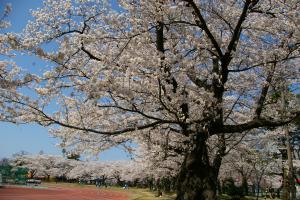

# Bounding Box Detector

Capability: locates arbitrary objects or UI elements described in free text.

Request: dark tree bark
[242,176,249,196]
[162,177,171,193]
[156,178,163,197]
[176,133,222,200]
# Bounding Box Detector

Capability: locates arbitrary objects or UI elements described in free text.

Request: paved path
[0,186,128,200]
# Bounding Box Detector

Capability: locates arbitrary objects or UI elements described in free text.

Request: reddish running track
[0,186,128,200]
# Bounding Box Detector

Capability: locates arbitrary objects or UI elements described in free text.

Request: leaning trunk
[176,133,222,200]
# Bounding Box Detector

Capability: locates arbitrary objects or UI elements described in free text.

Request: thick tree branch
[213,134,226,171]
[254,63,276,118]
[229,56,300,73]
[226,1,251,57]
[5,95,176,136]
[156,21,165,55]
[81,44,102,61]
[221,113,300,134]
[221,0,252,84]
[184,0,223,58]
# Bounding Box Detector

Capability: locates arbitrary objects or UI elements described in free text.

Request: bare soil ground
[0,185,128,200]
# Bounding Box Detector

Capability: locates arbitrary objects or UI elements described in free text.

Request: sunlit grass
[40,183,280,200]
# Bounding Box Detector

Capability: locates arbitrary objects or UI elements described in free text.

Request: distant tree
[0,158,9,166]
[0,158,13,183]
[12,150,29,158]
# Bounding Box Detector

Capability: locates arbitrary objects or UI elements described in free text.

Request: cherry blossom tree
[11,154,75,179]
[220,141,281,197]
[0,4,19,122]
[2,0,300,199]
[0,3,37,123]
[219,126,300,199]
[11,154,141,186]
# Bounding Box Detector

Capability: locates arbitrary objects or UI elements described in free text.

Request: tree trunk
[176,133,220,200]
[242,176,248,196]
[255,184,260,200]
[156,178,162,197]
[162,177,171,193]
[148,177,154,190]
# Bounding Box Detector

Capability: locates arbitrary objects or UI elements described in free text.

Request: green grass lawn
[40,183,281,200]
[124,190,281,200]
[42,182,175,200]
[82,186,175,200]
[123,188,175,200]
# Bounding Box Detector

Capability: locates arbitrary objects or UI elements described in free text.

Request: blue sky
[0,0,130,161]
